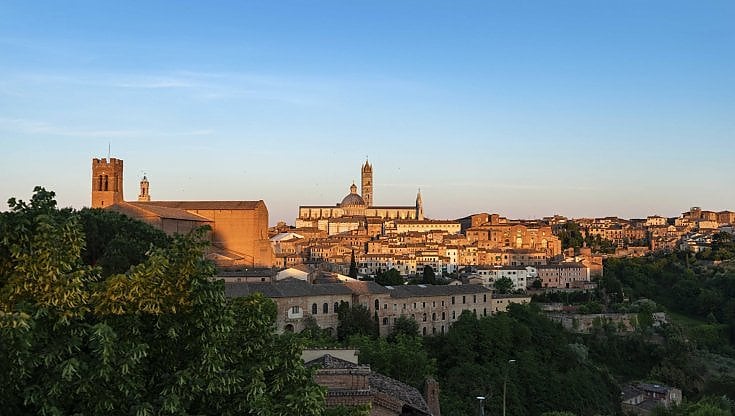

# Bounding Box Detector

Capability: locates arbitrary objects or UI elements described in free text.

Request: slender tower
[361,159,373,207]
[138,175,151,202]
[416,189,424,220]
[91,158,124,208]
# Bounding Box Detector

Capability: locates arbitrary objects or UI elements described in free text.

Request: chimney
[424,377,441,416]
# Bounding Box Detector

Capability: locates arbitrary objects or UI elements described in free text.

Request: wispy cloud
[4,68,423,106]
[0,117,213,139]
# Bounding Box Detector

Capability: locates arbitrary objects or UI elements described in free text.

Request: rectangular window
[291,306,300,314]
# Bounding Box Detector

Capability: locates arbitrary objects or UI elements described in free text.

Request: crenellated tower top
[91,158,124,208]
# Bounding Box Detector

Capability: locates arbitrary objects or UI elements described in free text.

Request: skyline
[1,1,734,223]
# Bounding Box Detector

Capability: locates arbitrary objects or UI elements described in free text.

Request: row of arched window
[311,302,341,315]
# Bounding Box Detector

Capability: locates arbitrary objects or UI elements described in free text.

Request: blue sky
[1,1,733,223]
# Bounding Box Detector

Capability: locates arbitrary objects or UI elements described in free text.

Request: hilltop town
[1,157,733,416]
[90,156,735,337]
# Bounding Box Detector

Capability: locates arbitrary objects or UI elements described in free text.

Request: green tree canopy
[0,187,326,415]
[376,268,403,286]
[337,302,377,341]
[494,276,514,294]
[352,333,436,389]
[349,250,358,278]
[422,265,436,284]
[389,315,420,340]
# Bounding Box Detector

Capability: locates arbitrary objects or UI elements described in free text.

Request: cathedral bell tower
[416,189,424,220]
[138,175,151,202]
[91,158,124,208]
[361,159,373,208]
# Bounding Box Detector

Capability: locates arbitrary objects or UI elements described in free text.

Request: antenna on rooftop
[107,142,111,160]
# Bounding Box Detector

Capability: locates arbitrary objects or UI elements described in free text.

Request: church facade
[91,157,274,267]
[296,161,424,235]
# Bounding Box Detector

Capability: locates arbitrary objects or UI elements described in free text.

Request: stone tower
[361,159,373,207]
[91,158,124,208]
[416,189,424,220]
[138,175,151,202]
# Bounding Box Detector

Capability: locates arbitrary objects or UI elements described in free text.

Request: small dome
[341,183,365,207]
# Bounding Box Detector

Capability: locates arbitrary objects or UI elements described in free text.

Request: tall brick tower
[91,158,124,208]
[416,189,424,220]
[361,159,373,208]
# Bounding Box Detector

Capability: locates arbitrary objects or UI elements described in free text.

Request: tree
[422,265,436,285]
[0,187,327,415]
[349,250,358,278]
[376,268,403,286]
[494,277,514,294]
[556,222,584,251]
[77,208,170,276]
[389,315,420,340]
[337,302,377,341]
[352,334,436,389]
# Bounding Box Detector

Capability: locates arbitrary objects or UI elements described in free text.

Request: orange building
[91,157,274,267]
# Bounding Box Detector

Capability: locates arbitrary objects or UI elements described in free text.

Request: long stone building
[225,278,530,337]
[91,157,274,267]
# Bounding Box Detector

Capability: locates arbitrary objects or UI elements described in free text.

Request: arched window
[452,311,456,319]
[483,294,487,302]
[312,303,317,315]
[374,299,379,311]
[323,303,328,314]
[484,308,487,316]
[334,302,339,312]
[432,327,436,335]
[98,175,103,191]
[423,313,427,322]
[383,317,388,325]
[104,175,109,191]
[442,312,446,320]
[432,313,436,321]
[422,327,427,336]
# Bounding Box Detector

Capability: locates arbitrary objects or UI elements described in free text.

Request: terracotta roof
[144,200,264,210]
[536,262,586,269]
[225,280,353,298]
[342,280,391,295]
[305,354,431,415]
[305,354,365,370]
[387,284,490,299]
[113,202,212,222]
[394,220,460,225]
[369,372,431,414]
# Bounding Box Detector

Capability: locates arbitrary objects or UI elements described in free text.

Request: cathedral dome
[341,183,365,207]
